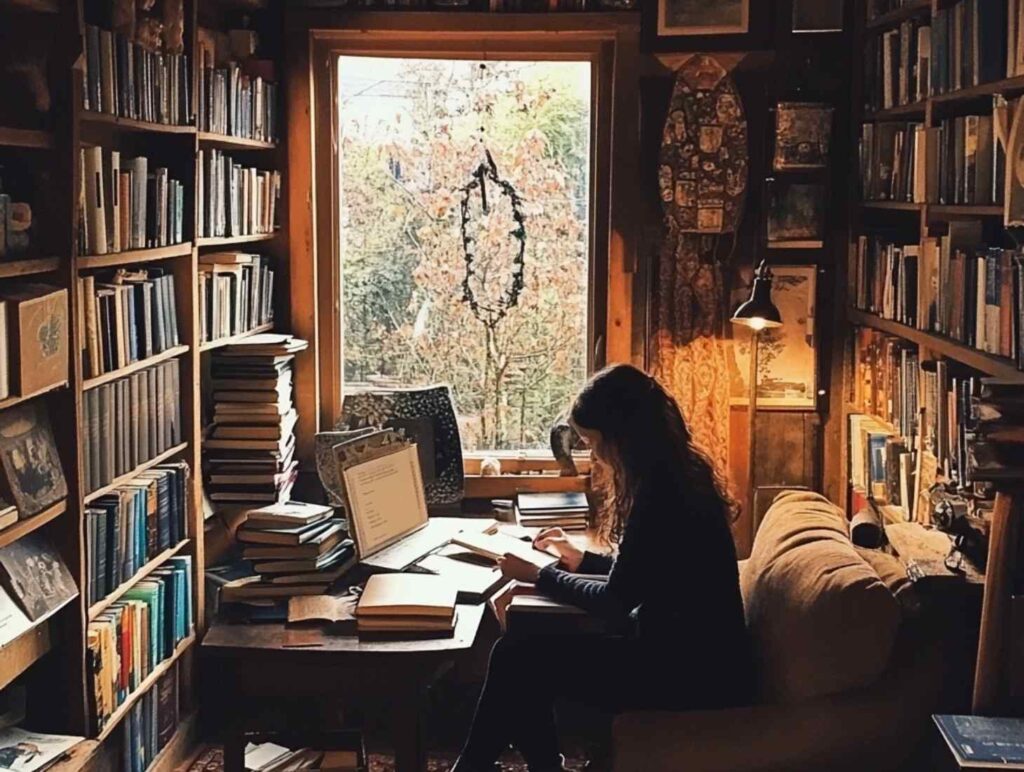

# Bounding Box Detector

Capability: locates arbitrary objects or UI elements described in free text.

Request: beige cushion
[740,491,901,703]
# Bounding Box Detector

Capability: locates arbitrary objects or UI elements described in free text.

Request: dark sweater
[535,486,754,702]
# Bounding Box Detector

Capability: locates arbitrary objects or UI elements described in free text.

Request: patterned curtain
[650,56,748,478]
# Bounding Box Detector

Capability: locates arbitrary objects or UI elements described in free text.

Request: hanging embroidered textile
[651,55,748,476]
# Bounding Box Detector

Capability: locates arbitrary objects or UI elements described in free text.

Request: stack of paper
[204,334,308,506]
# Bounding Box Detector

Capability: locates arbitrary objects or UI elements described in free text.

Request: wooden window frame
[288,13,640,498]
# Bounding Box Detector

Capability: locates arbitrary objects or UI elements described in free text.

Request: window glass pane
[337,56,592,452]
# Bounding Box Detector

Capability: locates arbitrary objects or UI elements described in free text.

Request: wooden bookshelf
[77,242,193,270]
[95,635,196,743]
[196,232,277,247]
[198,322,275,352]
[0,0,59,12]
[80,111,197,136]
[0,622,54,692]
[83,443,190,505]
[861,200,922,211]
[82,345,190,391]
[848,309,1024,381]
[0,501,67,550]
[0,257,61,278]
[864,100,927,120]
[0,126,53,149]
[0,381,68,412]
[198,131,277,150]
[864,0,930,31]
[88,540,190,620]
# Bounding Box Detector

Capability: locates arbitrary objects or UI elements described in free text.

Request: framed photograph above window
[657,0,749,36]
[319,43,606,456]
[642,0,773,51]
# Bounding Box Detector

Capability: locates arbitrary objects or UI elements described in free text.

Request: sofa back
[740,491,901,704]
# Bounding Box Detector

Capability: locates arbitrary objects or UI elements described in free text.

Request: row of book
[198,59,279,144]
[859,122,924,203]
[87,555,194,733]
[203,334,307,506]
[78,268,181,379]
[864,19,930,113]
[198,252,275,344]
[197,149,281,240]
[84,462,190,608]
[79,147,187,257]
[930,0,1011,96]
[851,224,1024,366]
[120,665,180,772]
[82,25,192,127]
[83,359,183,494]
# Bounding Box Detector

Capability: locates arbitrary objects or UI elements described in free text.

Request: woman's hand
[533,527,585,572]
[497,553,541,583]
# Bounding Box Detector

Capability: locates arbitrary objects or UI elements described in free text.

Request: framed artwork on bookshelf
[0,403,66,517]
[730,265,818,411]
[767,181,826,248]
[773,103,833,171]
[1004,98,1024,226]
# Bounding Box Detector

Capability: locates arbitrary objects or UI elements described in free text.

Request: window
[335,55,593,453]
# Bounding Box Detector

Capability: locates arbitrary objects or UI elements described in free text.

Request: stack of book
[197,149,281,240]
[83,359,183,494]
[196,29,278,144]
[85,462,190,607]
[87,555,193,734]
[219,502,356,603]
[858,122,926,202]
[121,665,179,772]
[82,24,192,127]
[935,112,1004,205]
[355,574,458,636]
[204,334,306,506]
[968,379,1024,482]
[79,147,187,256]
[198,252,275,344]
[930,0,1009,95]
[79,267,181,379]
[863,17,931,113]
[515,492,589,531]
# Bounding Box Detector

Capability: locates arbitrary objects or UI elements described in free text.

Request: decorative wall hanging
[773,103,834,171]
[337,386,464,507]
[651,54,748,478]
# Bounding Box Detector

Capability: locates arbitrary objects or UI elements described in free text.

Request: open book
[450,531,559,570]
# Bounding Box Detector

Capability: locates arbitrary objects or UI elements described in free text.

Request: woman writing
[453,364,754,772]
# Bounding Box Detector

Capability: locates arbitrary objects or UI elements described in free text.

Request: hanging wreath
[458,149,527,330]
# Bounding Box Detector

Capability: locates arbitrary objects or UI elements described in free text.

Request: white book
[109,150,121,253]
[82,146,107,256]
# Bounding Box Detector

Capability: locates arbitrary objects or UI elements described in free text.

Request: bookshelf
[0,0,286,764]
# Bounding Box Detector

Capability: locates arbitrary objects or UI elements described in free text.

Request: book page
[343,445,428,557]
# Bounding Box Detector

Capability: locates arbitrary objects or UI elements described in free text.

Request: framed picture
[657,0,749,36]
[767,182,826,248]
[730,265,818,410]
[792,0,844,33]
[0,403,66,518]
[774,103,834,171]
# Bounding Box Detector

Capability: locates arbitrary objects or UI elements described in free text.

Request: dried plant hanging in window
[458,149,527,331]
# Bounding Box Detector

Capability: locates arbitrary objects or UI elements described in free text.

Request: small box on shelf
[0,284,67,398]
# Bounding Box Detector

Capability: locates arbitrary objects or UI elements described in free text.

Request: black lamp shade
[731,260,783,331]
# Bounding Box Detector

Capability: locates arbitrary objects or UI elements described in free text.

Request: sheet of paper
[342,445,428,556]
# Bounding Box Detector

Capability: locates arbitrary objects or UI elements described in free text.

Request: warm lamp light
[731,260,783,330]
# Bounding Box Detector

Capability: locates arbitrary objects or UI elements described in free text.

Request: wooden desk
[201,603,486,772]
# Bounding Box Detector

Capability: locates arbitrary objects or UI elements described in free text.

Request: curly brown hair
[571,364,738,545]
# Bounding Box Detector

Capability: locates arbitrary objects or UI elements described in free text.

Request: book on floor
[933,715,1024,768]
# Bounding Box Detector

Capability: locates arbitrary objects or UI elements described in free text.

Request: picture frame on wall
[767,181,826,248]
[657,0,749,36]
[792,0,844,33]
[730,265,818,411]
[774,103,834,171]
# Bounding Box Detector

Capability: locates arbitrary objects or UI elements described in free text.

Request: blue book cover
[934,715,1024,767]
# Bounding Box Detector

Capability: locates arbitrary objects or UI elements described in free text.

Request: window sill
[463,473,590,500]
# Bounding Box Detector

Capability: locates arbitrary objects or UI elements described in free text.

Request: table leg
[392,682,427,772]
